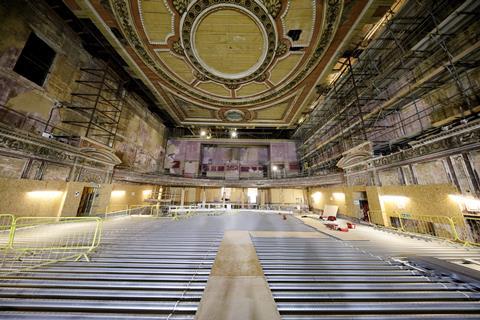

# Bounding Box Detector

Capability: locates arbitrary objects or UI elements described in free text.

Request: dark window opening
[290,46,304,52]
[287,29,302,41]
[13,33,56,86]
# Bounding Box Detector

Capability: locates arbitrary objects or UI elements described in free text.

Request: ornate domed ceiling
[66,0,375,128]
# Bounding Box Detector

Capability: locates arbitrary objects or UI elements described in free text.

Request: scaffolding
[60,65,126,147]
[294,0,480,174]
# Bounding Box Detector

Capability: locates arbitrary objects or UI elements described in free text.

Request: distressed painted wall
[0,1,167,175]
[0,178,111,217]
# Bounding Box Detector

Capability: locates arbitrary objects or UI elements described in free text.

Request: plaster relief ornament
[172,40,185,56]
[261,0,282,18]
[173,0,192,15]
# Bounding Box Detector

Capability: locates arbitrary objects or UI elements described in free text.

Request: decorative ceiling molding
[74,0,374,127]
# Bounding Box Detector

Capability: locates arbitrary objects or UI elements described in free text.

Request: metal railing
[100,204,166,219]
[366,210,480,246]
[0,216,102,275]
[166,203,308,217]
[455,216,480,246]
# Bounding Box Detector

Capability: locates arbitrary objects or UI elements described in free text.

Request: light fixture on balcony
[272,165,278,171]
[200,129,207,137]
[230,129,238,138]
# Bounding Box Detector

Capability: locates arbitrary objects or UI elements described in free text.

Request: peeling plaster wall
[114,95,166,173]
[0,1,167,176]
[0,1,89,115]
[378,168,402,186]
[413,160,450,185]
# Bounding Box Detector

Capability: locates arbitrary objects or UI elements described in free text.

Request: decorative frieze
[0,124,121,184]
[372,124,480,169]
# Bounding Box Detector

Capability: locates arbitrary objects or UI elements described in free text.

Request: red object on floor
[337,227,349,232]
[347,222,356,229]
[325,223,338,230]
[327,216,336,221]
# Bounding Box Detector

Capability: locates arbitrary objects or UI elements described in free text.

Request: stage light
[230,129,238,138]
[200,129,207,137]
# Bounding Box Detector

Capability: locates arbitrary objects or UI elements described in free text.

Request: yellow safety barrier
[392,213,459,242]
[454,216,480,246]
[0,214,15,250]
[0,216,102,275]
[366,210,461,243]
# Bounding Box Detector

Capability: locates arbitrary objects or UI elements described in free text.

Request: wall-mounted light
[143,190,152,197]
[230,129,238,138]
[332,192,345,201]
[200,129,207,137]
[311,192,322,203]
[27,191,63,198]
[111,190,126,197]
[272,165,278,172]
[380,195,409,209]
[449,194,480,212]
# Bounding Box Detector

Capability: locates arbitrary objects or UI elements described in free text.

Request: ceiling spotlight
[200,129,207,137]
[230,129,238,138]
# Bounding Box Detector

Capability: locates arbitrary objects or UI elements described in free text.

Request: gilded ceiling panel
[255,101,290,120]
[139,0,174,44]
[71,0,373,127]
[156,50,196,83]
[269,52,304,85]
[236,82,269,97]
[196,81,232,97]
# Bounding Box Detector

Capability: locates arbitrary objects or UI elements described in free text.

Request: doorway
[353,191,370,222]
[77,187,96,216]
[247,188,258,204]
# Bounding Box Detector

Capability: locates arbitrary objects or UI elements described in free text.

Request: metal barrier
[366,210,465,244]
[393,213,459,242]
[166,203,299,217]
[101,204,165,219]
[103,204,129,219]
[0,214,15,250]
[128,204,162,216]
[0,216,102,275]
[455,216,480,246]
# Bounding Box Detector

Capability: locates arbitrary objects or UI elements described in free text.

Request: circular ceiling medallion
[181,0,277,85]
[194,8,266,79]
[224,109,245,122]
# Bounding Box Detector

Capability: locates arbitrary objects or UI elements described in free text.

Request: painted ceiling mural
[69,0,371,127]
